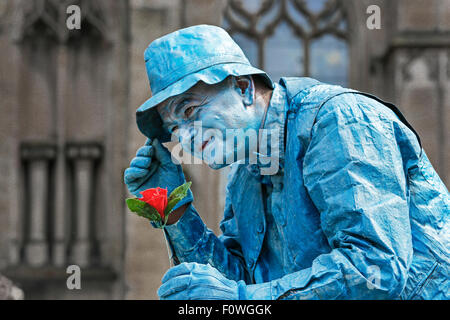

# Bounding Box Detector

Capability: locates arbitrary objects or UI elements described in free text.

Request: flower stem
[162,228,173,268]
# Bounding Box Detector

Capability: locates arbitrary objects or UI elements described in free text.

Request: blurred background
[0,0,448,299]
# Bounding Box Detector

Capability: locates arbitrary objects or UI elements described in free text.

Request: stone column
[25,159,49,266]
[72,159,94,267]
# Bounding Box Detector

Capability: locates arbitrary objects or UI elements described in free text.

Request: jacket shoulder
[280,77,354,114]
[279,77,322,104]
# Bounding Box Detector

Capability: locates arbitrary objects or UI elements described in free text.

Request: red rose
[138,187,168,219]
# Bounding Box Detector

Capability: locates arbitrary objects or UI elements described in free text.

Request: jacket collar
[246,82,287,180]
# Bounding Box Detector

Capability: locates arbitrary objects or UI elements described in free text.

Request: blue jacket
[165,77,449,300]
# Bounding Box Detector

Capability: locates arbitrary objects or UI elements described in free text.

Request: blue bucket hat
[136,24,274,142]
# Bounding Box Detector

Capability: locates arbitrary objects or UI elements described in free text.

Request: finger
[157,275,191,298]
[130,156,152,169]
[160,291,187,300]
[187,264,234,289]
[161,262,196,284]
[164,291,230,300]
[152,138,172,164]
[136,145,154,157]
[182,263,221,278]
[145,138,152,146]
[124,167,149,183]
[159,290,213,300]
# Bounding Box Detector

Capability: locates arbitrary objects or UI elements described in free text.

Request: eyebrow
[169,92,207,115]
[159,92,208,128]
[172,96,192,115]
[162,93,188,114]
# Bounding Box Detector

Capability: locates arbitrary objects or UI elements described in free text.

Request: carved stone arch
[12,0,110,45]
[224,0,350,39]
[62,0,111,46]
[13,0,63,43]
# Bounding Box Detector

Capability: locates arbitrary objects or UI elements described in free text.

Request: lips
[201,138,212,151]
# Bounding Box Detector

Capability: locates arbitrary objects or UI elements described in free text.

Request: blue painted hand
[124,138,193,208]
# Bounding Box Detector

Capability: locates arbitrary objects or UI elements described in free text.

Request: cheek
[209,106,247,129]
[202,93,245,126]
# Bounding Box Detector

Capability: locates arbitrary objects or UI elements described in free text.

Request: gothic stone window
[223,0,349,86]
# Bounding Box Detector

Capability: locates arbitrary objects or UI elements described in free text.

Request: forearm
[244,247,408,300]
[164,203,250,282]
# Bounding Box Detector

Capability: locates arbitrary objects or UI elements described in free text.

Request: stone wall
[0,0,129,299]
[0,0,448,300]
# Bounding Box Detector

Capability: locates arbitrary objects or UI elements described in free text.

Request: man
[124,25,449,300]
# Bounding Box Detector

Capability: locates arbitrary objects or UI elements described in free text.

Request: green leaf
[165,181,192,216]
[126,198,162,224]
[164,211,170,225]
[168,181,192,202]
[126,198,147,212]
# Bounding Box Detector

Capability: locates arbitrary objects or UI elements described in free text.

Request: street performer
[124,25,449,300]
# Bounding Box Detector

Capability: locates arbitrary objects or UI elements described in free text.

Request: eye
[170,125,179,133]
[184,106,196,118]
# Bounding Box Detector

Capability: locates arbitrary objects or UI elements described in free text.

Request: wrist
[164,205,207,256]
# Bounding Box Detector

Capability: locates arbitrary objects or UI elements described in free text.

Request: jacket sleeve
[164,167,251,283]
[246,94,414,300]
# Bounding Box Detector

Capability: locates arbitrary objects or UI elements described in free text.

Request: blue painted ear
[233,75,255,107]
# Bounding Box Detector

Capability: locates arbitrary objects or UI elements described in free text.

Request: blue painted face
[157,76,268,169]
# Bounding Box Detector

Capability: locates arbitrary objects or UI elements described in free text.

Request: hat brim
[136,62,273,142]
